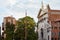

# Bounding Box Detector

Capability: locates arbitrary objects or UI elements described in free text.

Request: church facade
[37,2,51,40]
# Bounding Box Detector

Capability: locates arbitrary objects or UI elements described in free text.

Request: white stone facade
[37,3,51,40]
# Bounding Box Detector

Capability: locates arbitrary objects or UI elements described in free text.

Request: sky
[0,0,60,26]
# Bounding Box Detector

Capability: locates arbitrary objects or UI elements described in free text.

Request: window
[51,38,54,40]
[59,32,60,36]
[51,25,54,29]
[51,27,53,29]
[52,32,56,37]
[48,36,49,40]
[54,27,57,29]
[59,27,60,29]
[58,38,60,40]
[55,38,57,40]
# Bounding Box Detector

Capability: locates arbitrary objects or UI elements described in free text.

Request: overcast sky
[0,0,60,26]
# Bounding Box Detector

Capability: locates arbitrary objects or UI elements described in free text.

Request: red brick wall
[48,10,60,40]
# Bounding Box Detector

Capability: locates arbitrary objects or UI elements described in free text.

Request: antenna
[25,9,27,17]
[41,0,44,9]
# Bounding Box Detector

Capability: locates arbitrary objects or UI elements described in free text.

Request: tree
[14,16,38,40]
[5,22,15,40]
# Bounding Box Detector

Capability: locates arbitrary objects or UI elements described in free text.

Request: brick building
[2,16,16,39]
[48,10,60,40]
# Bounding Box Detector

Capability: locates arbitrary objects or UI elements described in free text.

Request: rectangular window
[52,27,53,29]
[52,32,56,37]
[55,38,57,40]
[59,32,60,36]
[59,27,60,29]
[58,38,60,40]
[51,38,54,40]
[54,27,57,29]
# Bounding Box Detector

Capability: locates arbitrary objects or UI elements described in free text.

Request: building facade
[37,2,60,40]
[48,10,60,40]
[37,2,51,40]
[0,27,1,39]
[2,16,16,39]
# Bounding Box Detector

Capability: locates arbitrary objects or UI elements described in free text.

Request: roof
[37,9,42,18]
[37,4,50,18]
[4,16,15,19]
[37,8,48,18]
[48,10,60,12]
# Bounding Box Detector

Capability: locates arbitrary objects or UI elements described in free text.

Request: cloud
[0,0,40,25]
[7,0,17,5]
[28,0,40,3]
[8,11,25,20]
[52,0,60,3]
[0,0,9,7]
[0,0,60,25]
[26,3,40,9]
[7,0,40,14]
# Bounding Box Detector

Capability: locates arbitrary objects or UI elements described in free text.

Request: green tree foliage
[14,16,37,40]
[5,22,15,40]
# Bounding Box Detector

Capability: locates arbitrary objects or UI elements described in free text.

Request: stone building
[37,2,51,40]
[2,16,16,39]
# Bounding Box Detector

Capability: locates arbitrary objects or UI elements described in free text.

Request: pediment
[37,9,47,18]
